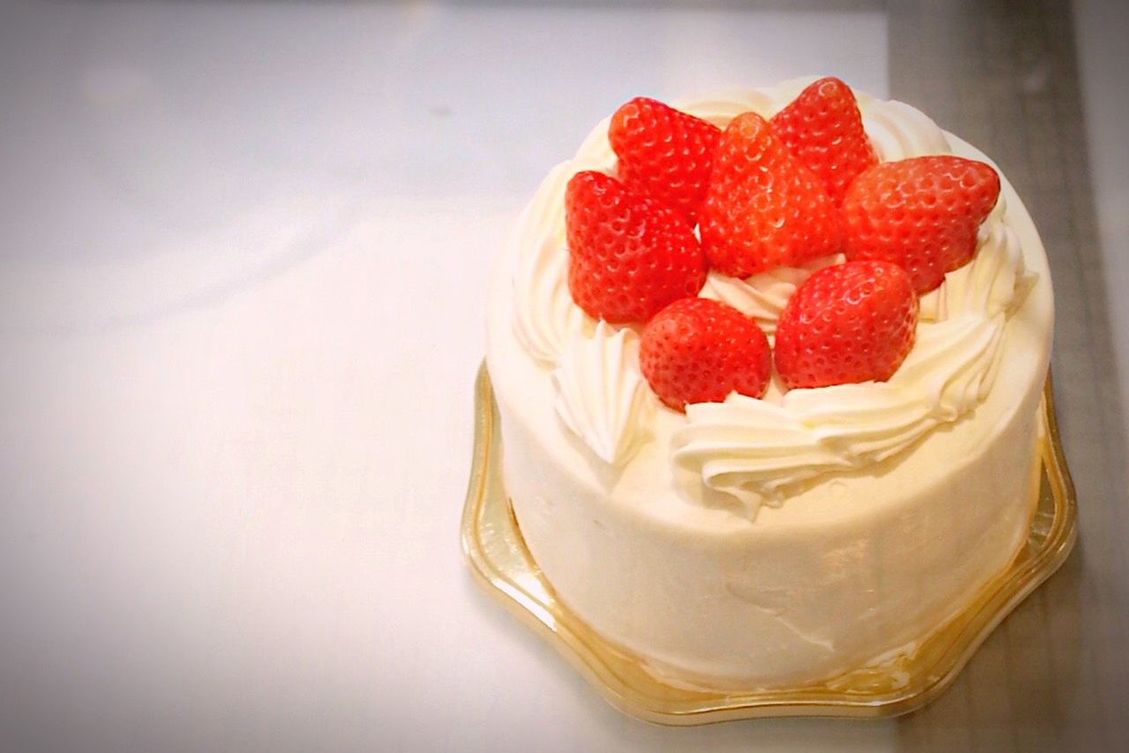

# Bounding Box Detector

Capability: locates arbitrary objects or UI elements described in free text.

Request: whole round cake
[485,78,1052,690]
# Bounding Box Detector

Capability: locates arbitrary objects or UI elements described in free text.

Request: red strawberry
[775,260,918,389]
[770,76,878,205]
[565,170,706,324]
[699,111,842,278]
[639,298,771,411]
[842,156,1001,293]
[609,97,721,225]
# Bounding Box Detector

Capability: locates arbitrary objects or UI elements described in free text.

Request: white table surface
[2,1,1123,751]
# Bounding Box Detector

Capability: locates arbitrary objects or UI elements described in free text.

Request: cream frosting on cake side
[486,83,1053,688]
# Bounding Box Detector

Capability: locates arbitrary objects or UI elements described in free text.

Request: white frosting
[859,97,953,161]
[509,81,1034,519]
[699,255,842,334]
[511,163,588,365]
[552,322,655,465]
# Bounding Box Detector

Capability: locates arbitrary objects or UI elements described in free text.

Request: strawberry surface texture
[700,111,843,278]
[639,298,772,411]
[609,97,721,225]
[775,260,918,389]
[565,170,707,324]
[770,76,878,206]
[842,155,1001,293]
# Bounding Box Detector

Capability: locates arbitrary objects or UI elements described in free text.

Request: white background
[0,1,1124,752]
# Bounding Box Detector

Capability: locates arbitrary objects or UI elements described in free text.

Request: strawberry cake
[485,78,1052,689]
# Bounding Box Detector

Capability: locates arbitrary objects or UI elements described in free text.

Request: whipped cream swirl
[699,255,843,334]
[552,322,655,464]
[509,80,1034,518]
[673,198,1031,514]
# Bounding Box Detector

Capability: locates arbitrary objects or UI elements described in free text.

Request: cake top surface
[500,77,1046,520]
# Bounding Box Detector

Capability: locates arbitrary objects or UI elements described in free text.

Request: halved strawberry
[699,112,842,278]
[565,170,706,324]
[639,297,771,411]
[775,260,918,389]
[842,156,1001,293]
[770,76,877,205]
[609,97,721,225]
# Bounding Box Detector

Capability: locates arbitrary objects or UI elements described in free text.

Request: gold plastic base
[461,364,1077,724]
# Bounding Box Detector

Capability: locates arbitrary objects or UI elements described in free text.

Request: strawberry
[565,170,706,324]
[639,298,771,411]
[842,156,1001,293]
[770,76,877,205]
[774,260,918,389]
[609,97,721,225]
[699,111,842,278]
